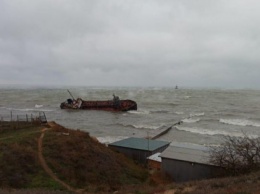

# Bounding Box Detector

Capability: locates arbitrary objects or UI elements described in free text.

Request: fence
[0,111,47,123]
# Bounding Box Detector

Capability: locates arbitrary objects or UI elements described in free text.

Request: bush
[210,134,260,175]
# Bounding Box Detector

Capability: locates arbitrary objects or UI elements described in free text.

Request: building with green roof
[109,137,170,164]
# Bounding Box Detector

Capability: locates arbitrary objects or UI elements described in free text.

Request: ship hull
[60,99,137,111]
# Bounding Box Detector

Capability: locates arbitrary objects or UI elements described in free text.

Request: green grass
[0,121,42,144]
[27,171,64,190]
[0,122,64,190]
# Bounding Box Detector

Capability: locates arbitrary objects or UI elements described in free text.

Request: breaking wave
[35,104,43,108]
[175,111,184,115]
[190,112,205,117]
[114,122,164,130]
[220,119,260,127]
[184,96,191,99]
[0,106,53,112]
[132,124,163,130]
[128,110,150,115]
[97,136,128,144]
[150,110,170,114]
[182,118,200,123]
[175,126,259,138]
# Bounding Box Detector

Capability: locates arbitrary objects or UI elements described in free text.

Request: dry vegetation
[0,121,64,190]
[1,121,260,194]
[43,122,148,193]
[210,135,260,175]
[0,121,150,193]
[157,169,260,194]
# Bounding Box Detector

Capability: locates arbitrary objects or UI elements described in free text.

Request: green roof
[109,137,170,151]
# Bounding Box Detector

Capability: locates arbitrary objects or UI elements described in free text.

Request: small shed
[160,146,222,182]
[109,137,170,164]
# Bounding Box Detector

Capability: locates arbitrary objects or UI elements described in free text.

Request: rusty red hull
[60,99,137,111]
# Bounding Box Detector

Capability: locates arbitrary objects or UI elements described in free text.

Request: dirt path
[38,126,83,194]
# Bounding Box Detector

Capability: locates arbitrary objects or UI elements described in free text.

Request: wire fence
[0,111,47,123]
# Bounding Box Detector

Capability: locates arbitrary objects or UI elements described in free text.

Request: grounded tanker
[60,92,137,112]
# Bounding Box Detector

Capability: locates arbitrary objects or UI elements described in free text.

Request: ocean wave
[150,110,170,114]
[35,104,43,108]
[175,111,184,115]
[170,142,210,151]
[175,126,257,138]
[132,124,163,130]
[169,102,178,106]
[190,112,205,117]
[184,96,191,99]
[128,110,150,115]
[219,119,260,127]
[115,122,163,130]
[0,106,53,112]
[182,118,200,123]
[16,108,54,112]
[96,136,128,144]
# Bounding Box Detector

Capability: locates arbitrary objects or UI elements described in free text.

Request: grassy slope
[0,122,65,190]
[0,121,260,194]
[43,122,148,193]
[0,122,148,193]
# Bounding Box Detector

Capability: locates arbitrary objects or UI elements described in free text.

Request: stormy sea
[1,86,260,148]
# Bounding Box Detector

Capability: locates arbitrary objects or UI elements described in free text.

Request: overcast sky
[1,0,260,89]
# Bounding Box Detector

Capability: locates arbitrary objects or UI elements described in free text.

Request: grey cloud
[1,0,260,88]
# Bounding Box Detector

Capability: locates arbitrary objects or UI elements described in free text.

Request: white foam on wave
[96,136,128,144]
[118,123,163,130]
[35,104,43,108]
[175,111,184,115]
[133,124,163,130]
[184,96,191,99]
[182,118,200,123]
[128,110,150,115]
[150,110,169,114]
[220,119,260,127]
[0,106,53,112]
[175,126,251,137]
[190,112,205,117]
[20,108,53,112]
[177,125,260,139]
